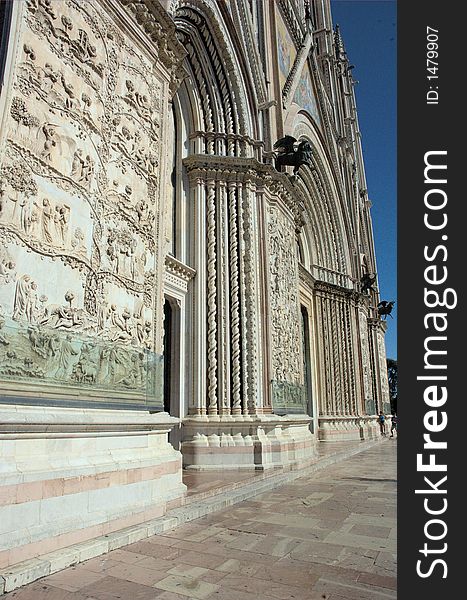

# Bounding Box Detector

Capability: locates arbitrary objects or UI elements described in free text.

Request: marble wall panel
[0,0,170,407]
[265,203,305,413]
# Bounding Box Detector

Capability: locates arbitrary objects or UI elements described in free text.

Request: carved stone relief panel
[376,327,391,412]
[358,309,374,414]
[266,202,305,413]
[0,0,168,406]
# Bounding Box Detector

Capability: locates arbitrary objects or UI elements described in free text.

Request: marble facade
[0,0,390,571]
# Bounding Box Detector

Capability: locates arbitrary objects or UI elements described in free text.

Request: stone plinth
[318,415,380,441]
[181,414,316,471]
[0,404,186,569]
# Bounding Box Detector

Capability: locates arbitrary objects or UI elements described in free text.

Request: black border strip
[398,1,462,596]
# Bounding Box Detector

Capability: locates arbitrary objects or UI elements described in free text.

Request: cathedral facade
[0,0,389,572]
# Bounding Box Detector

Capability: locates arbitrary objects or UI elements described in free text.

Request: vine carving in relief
[0,0,171,398]
[266,204,302,387]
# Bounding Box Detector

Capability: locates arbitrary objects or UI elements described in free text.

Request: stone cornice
[165,255,196,281]
[314,279,358,300]
[182,154,307,231]
[0,404,178,435]
[298,263,316,289]
[368,318,389,333]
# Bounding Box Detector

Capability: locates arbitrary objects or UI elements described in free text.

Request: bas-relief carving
[0,0,168,405]
[359,310,374,414]
[377,329,391,411]
[0,316,160,399]
[266,204,305,412]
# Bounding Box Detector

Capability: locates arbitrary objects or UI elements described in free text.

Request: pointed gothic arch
[279,107,353,285]
[174,0,258,144]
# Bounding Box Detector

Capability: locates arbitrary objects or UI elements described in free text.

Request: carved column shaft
[236,181,249,415]
[228,179,241,416]
[256,187,272,413]
[314,294,327,417]
[190,176,207,416]
[216,179,229,416]
[242,179,258,415]
[206,179,218,415]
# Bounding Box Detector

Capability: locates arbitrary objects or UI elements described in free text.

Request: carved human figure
[108,304,122,330]
[80,155,94,189]
[144,320,152,349]
[73,343,97,383]
[125,79,135,101]
[71,149,84,179]
[52,306,79,329]
[41,124,57,162]
[0,180,5,217]
[12,274,31,321]
[108,305,132,342]
[41,198,54,244]
[81,93,92,116]
[54,334,78,379]
[54,205,69,246]
[135,199,147,223]
[119,352,144,387]
[71,227,85,254]
[37,294,49,323]
[18,197,31,232]
[77,29,97,63]
[107,345,124,384]
[40,62,59,92]
[0,319,8,346]
[134,146,146,170]
[26,280,39,322]
[135,311,145,345]
[30,200,41,236]
[61,74,75,109]
[0,305,8,346]
[0,260,16,284]
[27,326,48,356]
[147,154,158,174]
[97,301,109,332]
[135,92,151,117]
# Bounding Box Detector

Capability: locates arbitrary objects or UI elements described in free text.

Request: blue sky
[330,0,397,360]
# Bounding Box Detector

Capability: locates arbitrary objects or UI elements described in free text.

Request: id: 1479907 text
[426,26,439,105]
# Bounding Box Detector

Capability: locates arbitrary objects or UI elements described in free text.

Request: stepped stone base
[318,416,380,442]
[0,404,186,571]
[181,414,317,470]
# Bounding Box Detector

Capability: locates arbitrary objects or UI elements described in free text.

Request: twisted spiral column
[228,180,241,415]
[237,181,249,414]
[206,180,218,415]
[217,179,229,415]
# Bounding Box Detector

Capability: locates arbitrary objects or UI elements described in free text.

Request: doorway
[301,305,314,432]
[163,296,181,449]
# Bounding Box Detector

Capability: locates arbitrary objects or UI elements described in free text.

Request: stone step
[0,437,386,594]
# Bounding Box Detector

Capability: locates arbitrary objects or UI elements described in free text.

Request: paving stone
[153,574,219,599]
[79,575,158,600]
[43,567,107,592]
[5,441,397,600]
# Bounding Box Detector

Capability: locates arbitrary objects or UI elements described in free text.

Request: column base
[318,415,380,441]
[181,414,317,470]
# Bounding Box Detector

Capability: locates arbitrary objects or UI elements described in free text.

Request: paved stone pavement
[5,440,397,600]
